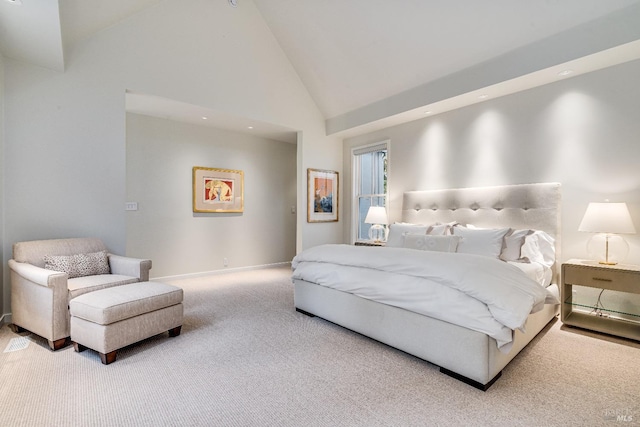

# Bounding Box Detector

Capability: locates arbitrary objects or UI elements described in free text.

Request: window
[352,141,388,242]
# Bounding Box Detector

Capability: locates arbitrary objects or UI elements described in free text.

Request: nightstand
[354,241,385,247]
[561,259,640,341]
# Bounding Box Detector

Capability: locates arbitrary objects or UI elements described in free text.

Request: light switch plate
[125,202,138,211]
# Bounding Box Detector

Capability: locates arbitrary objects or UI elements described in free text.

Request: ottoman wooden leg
[73,342,87,353]
[168,326,182,337]
[100,351,118,365]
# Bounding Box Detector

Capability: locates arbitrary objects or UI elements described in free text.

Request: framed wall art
[307,168,338,222]
[192,166,244,213]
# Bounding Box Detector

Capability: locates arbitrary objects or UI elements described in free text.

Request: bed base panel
[295,307,315,317]
[297,300,501,391]
[294,279,558,390]
[440,368,502,391]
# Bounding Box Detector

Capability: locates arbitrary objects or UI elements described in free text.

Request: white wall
[1,0,343,317]
[126,113,296,278]
[343,59,640,264]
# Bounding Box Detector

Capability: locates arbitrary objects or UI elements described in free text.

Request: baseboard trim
[152,262,291,282]
[0,313,12,326]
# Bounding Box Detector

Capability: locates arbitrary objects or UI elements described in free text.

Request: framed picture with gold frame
[307,168,338,222]
[192,166,244,213]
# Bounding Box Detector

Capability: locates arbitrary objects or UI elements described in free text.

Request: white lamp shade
[579,202,636,234]
[364,206,388,225]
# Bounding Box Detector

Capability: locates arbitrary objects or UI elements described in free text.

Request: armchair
[9,237,152,350]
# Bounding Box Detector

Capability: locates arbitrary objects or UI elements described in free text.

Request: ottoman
[69,281,183,364]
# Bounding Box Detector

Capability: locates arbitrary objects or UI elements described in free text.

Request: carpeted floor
[1,265,639,426]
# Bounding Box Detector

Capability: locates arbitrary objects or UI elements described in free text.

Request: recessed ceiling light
[4,0,22,5]
[201,116,208,120]
[247,126,253,129]
[558,70,574,77]
[424,111,432,115]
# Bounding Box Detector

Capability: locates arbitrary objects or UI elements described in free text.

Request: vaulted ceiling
[2,0,640,138]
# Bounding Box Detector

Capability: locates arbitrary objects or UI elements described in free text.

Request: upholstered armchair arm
[108,254,152,281]
[8,259,70,348]
[8,259,68,288]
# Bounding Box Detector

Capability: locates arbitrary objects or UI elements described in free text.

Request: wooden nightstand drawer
[563,265,638,293]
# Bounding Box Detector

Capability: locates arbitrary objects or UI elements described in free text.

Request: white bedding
[292,244,559,352]
[508,260,552,288]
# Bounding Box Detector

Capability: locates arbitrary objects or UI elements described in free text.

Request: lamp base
[368,224,386,243]
[587,233,629,265]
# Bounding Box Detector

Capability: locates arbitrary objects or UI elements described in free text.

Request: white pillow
[521,230,556,267]
[403,234,461,253]
[386,223,428,248]
[453,227,510,258]
[501,229,534,262]
[464,224,532,261]
[427,224,449,235]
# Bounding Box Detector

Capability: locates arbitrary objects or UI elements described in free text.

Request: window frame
[351,140,389,243]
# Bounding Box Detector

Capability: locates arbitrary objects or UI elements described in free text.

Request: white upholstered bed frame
[294,183,561,390]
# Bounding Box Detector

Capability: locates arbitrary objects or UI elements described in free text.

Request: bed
[292,182,561,390]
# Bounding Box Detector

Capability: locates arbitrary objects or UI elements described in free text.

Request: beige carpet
[1,265,639,426]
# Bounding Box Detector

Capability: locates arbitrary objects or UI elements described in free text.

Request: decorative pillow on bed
[386,223,429,247]
[501,228,534,261]
[464,225,532,261]
[521,230,556,267]
[44,251,110,278]
[402,234,461,253]
[453,227,510,258]
[426,223,448,235]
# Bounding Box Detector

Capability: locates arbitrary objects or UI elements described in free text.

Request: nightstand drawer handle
[592,277,613,282]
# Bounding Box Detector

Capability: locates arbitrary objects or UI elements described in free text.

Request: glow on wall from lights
[543,91,635,193]
[416,120,450,190]
[465,110,508,187]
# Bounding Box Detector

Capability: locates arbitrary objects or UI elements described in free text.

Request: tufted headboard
[401,183,561,282]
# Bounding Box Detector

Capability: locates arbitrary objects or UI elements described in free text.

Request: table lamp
[365,206,389,242]
[578,202,636,265]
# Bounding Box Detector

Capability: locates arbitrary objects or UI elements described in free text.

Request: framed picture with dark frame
[192,166,244,213]
[307,168,338,222]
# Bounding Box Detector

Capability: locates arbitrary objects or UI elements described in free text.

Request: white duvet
[292,244,559,352]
